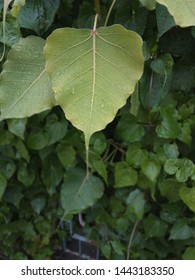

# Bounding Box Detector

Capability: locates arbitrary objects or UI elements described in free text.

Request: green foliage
[0,0,195,260]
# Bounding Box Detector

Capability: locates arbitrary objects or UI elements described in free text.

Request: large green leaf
[44,24,144,149]
[60,167,104,216]
[0,36,55,120]
[156,0,195,27]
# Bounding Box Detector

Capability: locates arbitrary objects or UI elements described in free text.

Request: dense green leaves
[0,0,195,261]
[44,24,144,147]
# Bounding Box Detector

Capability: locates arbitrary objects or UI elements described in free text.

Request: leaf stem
[104,0,117,27]
[93,13,99,32]
[94,0,101,16]
[127,220,139,260]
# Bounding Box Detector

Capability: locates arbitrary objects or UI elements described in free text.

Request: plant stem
[127,220,139,260]
[104,0,117,27]
[95,0,101,16]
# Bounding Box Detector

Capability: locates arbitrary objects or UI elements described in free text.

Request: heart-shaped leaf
[156,0,195,27]
[0,36,56,120]
[44,24,144,150]
[60,168,104,216]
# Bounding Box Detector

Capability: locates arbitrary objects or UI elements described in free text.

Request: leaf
[26,128,49,150]
[126,143,148,168]
[17,0,60,35]
[115,114,145,144]
[56,143,76,169]
[0,155,16,179]
[44,24,144,150]
[156,3,175,37]
[45,114,68,145]
[17,161,35,187]
[141,158,161,183]
[7,118,27,139]
[126,189,146,220]
[156,0,195,27]
[31,197,46,214]
[182,247,195,260]
[60,167,104,216]
[115,162,138,188]
[179,187,195,213]
[169,219,193,240]
[159,179,185,202]
[41,154,64,196]
[143,214,168,238]
[156,107,181,138]
[164,158,194,182]
[0,36,55,120]
[3,185,23,208]
[0,171,7,200]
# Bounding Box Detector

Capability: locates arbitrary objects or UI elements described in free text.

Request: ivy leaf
[156,0,195,27]
[169,219,193,240]
[7,118,27,140]
[144,214,168,238]
[115,162,138,188]
[0,36,55,120]
[60,167,104,216]
[44,24,144,151]
[141,158,161,183]
[126,189,146,220]
[179,187,195,213]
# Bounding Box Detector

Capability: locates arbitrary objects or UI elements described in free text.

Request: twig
[104,0,117,27]
[127,220,139,260]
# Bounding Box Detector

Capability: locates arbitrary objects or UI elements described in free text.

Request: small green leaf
[141,158,161,183]
[3,185,23,208]
[110,240,124,256]
[126,189,146,220]
[0,172,7,200]
[179,187,195,213]
[31,197,46,214]
[45,114,68,146]
[56,144,76,169]
[90,154,108,184]
[126,143,148,167]
[115,162,137,188]
[0,156,16,179]
[169,219,193,240]
[26,128,49,150]
[14,139,30,162]
[115,114,145,144]
[60,168,104,216]
[7,118,27,140]
[163,143,179,158]
[182,247,195,260]
[41,154,64,196]
[101,243,111,259]
[164,158,180,175]
[156,107,181,138]
[17,161,35,187]
[144,214,168,237]
[159,179,185,202]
